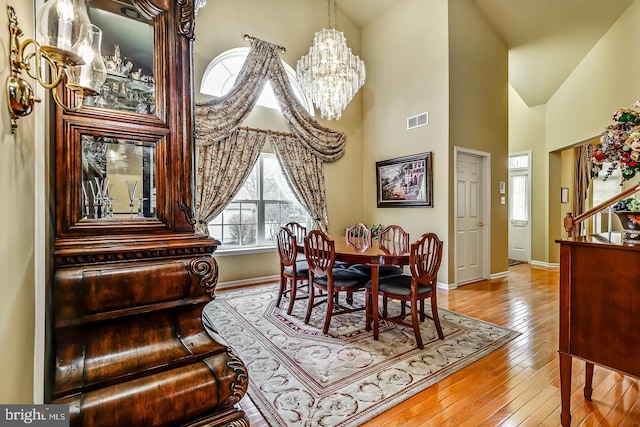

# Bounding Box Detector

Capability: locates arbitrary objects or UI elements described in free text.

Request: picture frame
[561,187,569,204]
[376,152,433,208]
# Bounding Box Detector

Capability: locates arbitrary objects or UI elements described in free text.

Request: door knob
[478,221,484,226]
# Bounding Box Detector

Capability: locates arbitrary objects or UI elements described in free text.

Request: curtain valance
[195,38,346,162]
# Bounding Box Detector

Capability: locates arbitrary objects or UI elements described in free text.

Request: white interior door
[508,153,531,261]
[456,153,483,284]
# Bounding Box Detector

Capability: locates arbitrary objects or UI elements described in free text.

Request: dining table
[299,234,410,340]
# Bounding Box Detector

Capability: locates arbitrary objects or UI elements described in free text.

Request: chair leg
[287,278,297,315]
[323,290,335,334]
[305,285,315,324]
[365,288,371,331]
[276,273,285,308]
[410,298,423,349]
[431,298,444,339]
[419,299,425,321]
[382,296,388,318]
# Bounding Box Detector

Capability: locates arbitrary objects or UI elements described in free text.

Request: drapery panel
[195,39,346,160]
[194,38,347,235]
[271,134,329,232]
[573,144,592,235]
[194,129,267,234]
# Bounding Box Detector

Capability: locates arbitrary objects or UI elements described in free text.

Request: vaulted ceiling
[336,0,633,107]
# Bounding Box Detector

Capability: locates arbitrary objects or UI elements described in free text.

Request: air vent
[407,112,428,130]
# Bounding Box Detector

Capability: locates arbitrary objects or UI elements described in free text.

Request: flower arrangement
[592,102,640,181]
[613,197,640,212]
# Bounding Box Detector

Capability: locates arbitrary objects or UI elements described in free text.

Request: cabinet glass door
[84,0,155,113]
[82,135,156,219]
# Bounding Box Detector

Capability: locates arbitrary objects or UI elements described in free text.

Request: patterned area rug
[203,284,520,427]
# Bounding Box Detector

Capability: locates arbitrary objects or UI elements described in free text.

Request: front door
[456,153,483,284]
[508,153,531,262]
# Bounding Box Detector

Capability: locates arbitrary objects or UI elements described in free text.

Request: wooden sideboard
[557,234,640,427]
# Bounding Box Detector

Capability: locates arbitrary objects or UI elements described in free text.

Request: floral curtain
[194,38,347,234]
[194,129,267,234]
[271,134,329,231]
[573,144,592,234]
[194,38,346,158]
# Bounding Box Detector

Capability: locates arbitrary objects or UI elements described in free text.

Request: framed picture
[376,152,433,208]
[561,187,569,204]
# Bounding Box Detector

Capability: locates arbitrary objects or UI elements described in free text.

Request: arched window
[200,47,313,115]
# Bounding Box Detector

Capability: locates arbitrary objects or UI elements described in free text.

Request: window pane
[208,154,308,250]
[263,156,296,201]
[234,166,258,200]
[510,175,528,221]
[592,161,621,205]
[509,154,529,169]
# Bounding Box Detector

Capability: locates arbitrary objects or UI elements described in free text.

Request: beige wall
[359,0,450,280]
[509,0,640,264]
[508,86,547,262]
[194,0,365,282]
[448,0,509,277]
[0,0,36,403]
[197,0,509,285]
[546,0,639,153]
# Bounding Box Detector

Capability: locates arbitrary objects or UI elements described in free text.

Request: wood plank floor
[236,264,640,426]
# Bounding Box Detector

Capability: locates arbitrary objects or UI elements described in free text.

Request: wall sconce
[6,0,107,133]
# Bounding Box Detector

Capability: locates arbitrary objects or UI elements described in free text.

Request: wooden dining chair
[304,230,370,334]
[276,227,309,315]
[379,225,410,256]
[366,232,444,349]
[345,223,372,251]
[346,223,403,278]
[285,222,308,262]
[377,225,409,315]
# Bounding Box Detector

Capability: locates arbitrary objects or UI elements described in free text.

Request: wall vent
[407,112,428,130]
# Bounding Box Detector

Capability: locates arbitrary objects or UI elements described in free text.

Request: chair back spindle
[285,222,307,244]
[410,233,443,288]
[379,225,409,256]
[346,223,372,252]
[304,230,335,276]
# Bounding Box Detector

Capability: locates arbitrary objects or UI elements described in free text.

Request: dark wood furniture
[368,232,444,349]
[303,230,370,334]
[300,235,411,340]
[49,1,248,426]
[276,227,308,315]
[557,234,640,427]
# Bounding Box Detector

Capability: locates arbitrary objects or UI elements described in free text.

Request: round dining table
[300,234,410,340]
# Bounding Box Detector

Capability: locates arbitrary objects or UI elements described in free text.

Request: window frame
[208,153,308,252]
[199,47,314,115]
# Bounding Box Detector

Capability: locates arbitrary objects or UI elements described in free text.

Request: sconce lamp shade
[65,24,107,96]
[36,0,91,65]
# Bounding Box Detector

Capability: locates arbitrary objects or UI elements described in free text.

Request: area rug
[203,284,520,427]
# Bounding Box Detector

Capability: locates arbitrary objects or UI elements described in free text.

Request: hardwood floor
[236,264,640,426]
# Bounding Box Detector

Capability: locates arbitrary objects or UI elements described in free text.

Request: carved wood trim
[176,0,196,40]
[189,256,219,298]
[55,245,215,266]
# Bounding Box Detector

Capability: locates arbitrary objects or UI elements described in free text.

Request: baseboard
[217,275,279,291]
[437,281,456,291]
[530,260,559,269]
[490,271,509,280]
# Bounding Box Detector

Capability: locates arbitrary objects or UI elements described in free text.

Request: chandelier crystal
[296,28,365,120]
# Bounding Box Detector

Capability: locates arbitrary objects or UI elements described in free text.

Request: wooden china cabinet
[50,1,248,426]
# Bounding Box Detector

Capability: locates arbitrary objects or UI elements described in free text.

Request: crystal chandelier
[296,1,365,120]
